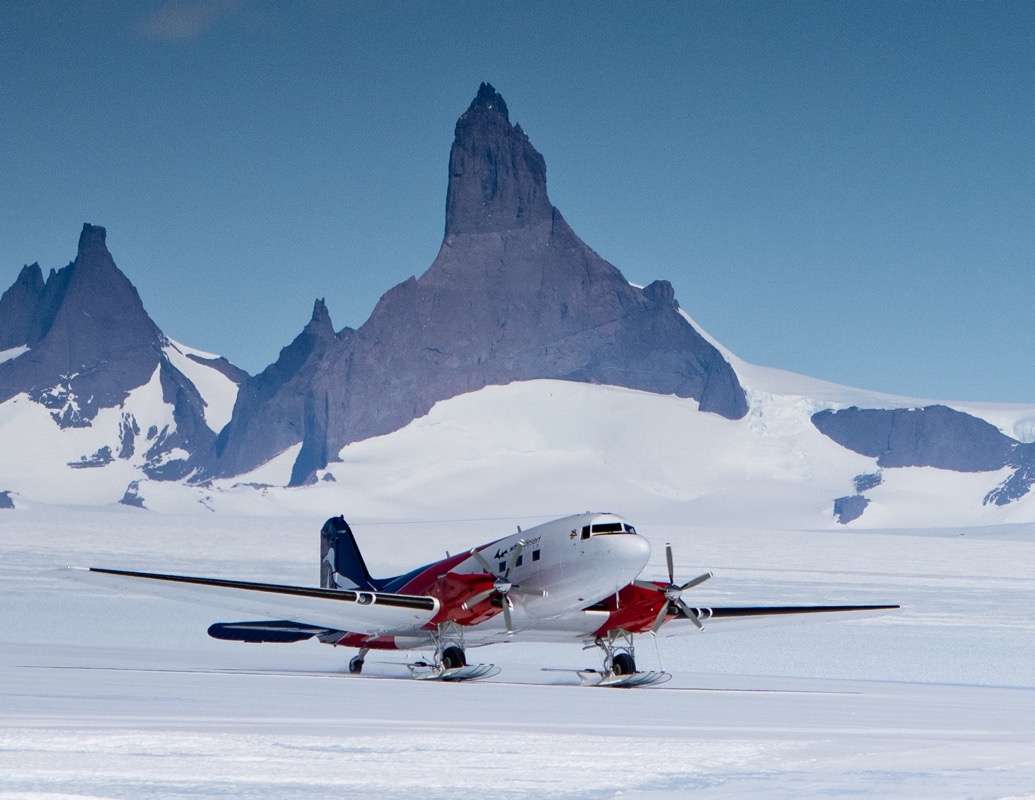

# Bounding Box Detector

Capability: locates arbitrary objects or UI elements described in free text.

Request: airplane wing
[707,604,899,620]
[64,567,440,636]
[659,602,900,634]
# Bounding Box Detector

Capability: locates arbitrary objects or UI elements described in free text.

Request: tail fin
[320,516,377,591]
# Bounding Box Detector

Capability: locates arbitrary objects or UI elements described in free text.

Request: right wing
[64,567,440,637]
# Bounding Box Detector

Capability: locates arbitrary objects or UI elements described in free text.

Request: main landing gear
[344,625,497,682]
[576,633,671,688]
[347,639,497,681]
[349,648,368,674]
[408,640,500,682]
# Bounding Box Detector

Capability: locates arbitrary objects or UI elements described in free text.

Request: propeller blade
[470,547,496,575]
[634,579,662,591]
[461,588,495,610]
[675,598,704,630]
[665,543,675,586]
[651,600,670,633]
[678,572,712,591]
[502,595,514,633]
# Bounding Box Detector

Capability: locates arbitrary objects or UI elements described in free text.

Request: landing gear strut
[349,647,368,674]
[406,624,499,681]
[593,633,637,676]
[576,632,670,687]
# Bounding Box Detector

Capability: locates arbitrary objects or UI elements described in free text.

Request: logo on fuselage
[492,535,542,561]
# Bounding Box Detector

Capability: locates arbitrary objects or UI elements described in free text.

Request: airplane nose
[596,532,651,575]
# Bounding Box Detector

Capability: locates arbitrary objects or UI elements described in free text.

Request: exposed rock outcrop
[0,263,45,350]
[212,299,348,479]
[0,224,166,422]
[205,83,748,483]
[0,224,242,483]
[813,405,1035,509]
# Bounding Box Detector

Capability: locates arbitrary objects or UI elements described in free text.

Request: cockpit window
[624,524,636,534]
[591,523,626,534]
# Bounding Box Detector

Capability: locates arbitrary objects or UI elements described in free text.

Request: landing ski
[407,662,501,682]
[574,669,671,688]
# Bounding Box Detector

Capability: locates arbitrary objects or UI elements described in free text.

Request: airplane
[68,512,899,687]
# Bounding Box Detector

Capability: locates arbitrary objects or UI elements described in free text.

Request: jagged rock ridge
[0,224,242,481]
[208,83,748,484]
[213,298,350,478]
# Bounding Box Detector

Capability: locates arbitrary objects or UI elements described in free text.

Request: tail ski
[320,516,378,591]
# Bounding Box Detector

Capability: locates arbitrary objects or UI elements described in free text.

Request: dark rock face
[444,83,552,237]
[206,83,748,483]
[853,472,883,493]
[186,353,249,384]
[0,224,232,481]
[813,405,1035,508]
[0,224,166,422]
[812,406,1017,472]
[833,494,869,524]
[0,263,45,350]
[212,299,347,479]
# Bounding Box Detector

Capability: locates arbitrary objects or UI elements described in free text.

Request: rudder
[320,515,377,591]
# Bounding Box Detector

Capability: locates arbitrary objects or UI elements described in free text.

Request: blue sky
[3,1,1034,402]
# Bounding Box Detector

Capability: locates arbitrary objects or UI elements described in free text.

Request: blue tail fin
[320,516,377,591]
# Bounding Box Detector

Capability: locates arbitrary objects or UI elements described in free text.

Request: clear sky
[3,1,1034,402]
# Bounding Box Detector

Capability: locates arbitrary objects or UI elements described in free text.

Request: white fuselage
[396,512,652,648]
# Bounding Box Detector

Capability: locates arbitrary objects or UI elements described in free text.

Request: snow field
[2,508,1034,797]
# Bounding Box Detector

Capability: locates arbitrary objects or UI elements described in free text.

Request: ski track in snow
[2,510,1035,799]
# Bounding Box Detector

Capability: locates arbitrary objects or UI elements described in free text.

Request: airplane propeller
[465,539,547,633]
[635,543,712,632]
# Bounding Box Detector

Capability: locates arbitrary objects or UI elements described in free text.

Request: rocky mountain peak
[77,223,108,254]
[0,263,45,350]
[466,81,510,120]
[0,224,166,421]
[308,298,334,335]
[445,83,551,237]
[202,84,748,485]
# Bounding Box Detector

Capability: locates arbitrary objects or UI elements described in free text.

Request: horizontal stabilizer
[208,620,339,643]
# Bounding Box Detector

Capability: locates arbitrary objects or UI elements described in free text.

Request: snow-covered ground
[2,507,1034,798]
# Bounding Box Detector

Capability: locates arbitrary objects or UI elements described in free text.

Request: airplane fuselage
[333,512,654,651]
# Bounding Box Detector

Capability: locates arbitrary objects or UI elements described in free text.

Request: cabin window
[515,555,523,567]
[532,549,541,562]
[498,560,507,572]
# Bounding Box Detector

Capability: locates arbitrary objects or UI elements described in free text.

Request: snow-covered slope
[0,224,245,508]
[0,345,240,508]
[96,375,1031,529]
[3,264,1032,527]
[162,340,241,433]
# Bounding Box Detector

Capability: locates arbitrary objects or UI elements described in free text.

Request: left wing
[64,567,440,636]
[660,602,900,633]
